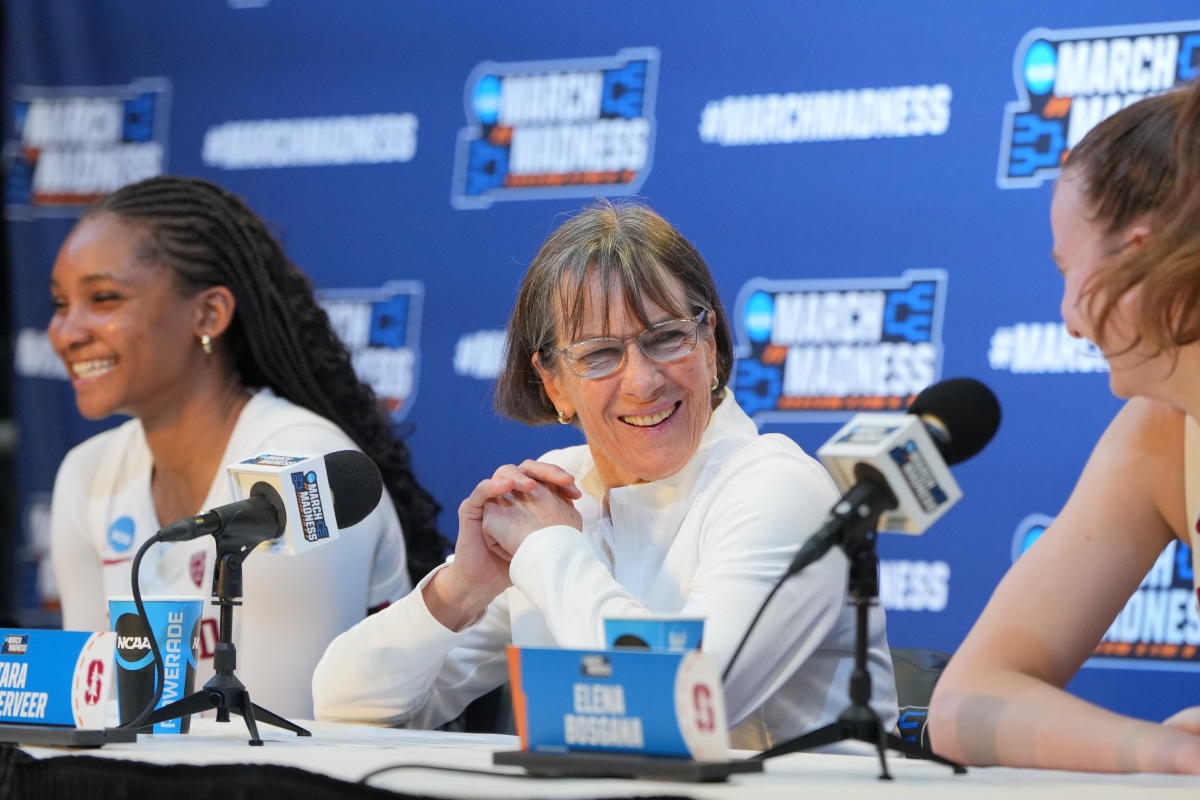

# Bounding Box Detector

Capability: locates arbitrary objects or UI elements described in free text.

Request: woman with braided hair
[47,175,444,718]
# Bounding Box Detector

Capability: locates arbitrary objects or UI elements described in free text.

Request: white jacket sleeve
[49,446,109,634]
[510,450,845,724]
[312,564,513,728]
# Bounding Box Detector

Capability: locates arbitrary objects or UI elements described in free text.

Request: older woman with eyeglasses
[313,201,897,746]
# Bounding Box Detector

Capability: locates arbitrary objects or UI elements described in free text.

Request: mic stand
[752,511,965,779]
[139,533,312,746]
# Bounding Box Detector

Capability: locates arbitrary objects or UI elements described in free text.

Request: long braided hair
[87,175,445,584]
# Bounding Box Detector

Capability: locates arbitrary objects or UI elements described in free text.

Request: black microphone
[907,377,1002,466]
[157,450,384,546]
[785,378,1001,576]
[158,481,286,543]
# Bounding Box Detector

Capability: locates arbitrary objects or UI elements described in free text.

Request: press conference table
[7,718,1198,799]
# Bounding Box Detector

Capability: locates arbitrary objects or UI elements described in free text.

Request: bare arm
[928,398,1200,773]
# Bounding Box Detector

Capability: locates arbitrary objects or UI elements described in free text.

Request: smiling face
[1051,172,1167,399]
[48,213,212,422]
[535,273,718,489]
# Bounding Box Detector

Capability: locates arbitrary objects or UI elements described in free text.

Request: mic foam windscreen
[908,377,1001,466]
[323,450,384,529]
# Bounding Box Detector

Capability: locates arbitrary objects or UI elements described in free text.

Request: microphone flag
[226,453,341,555]
[817,413,961,535]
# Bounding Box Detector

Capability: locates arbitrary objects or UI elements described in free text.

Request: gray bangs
[556,247,692,345]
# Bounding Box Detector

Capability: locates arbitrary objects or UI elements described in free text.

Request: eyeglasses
[552,310,709,379]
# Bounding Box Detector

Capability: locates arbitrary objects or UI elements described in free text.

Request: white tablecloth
[18,719,1199,798]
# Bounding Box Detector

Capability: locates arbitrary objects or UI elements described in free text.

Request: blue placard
[0,629,115,728]
[507,645,728,760]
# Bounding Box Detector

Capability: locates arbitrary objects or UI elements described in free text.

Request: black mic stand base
[139,550,311,745]
[752,704,965,779]
[141,669,311,746]
[759,524,966,779]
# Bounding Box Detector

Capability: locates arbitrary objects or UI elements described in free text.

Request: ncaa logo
[106,516,136,553]
[1011,513,1053,562]
[472,74,503,126]
[1023,41,1057,96]
[743,291,774,344]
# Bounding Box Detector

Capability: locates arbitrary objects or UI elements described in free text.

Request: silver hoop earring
[200,334,213,355]
[710,374,719,391]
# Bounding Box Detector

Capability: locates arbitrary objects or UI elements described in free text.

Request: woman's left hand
[481,462,582,557]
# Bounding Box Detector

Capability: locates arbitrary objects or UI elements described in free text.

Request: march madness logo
[5,78,170,217]
[1012,515,1200,669]
[290,470,330,543]
[452,48,659,209]
[319,281,423,421]
[998,20,1200,188]
[1,634,28,656]
[890,441,948,513]
[732,271,947,421]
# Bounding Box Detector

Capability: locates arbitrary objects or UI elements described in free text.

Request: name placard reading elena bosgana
[506,646,729,760]
[0,629,115,728]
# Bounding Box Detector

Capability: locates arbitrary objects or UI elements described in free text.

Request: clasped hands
[475,460,583,559]
[424,460,582,631]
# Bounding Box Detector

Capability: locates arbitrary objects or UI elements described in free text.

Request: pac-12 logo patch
[998,20,1200,188]
[732,270,947,422]
[452,48,659,209]
[5,77,170,217]
[319,281,424,422]
[189,551,206,588]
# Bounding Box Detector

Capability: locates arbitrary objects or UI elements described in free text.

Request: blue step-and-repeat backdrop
[6,1,1198,722]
